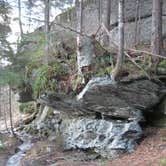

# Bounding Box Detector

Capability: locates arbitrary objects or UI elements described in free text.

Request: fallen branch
[51,21,90,38]
[124,52,151,79]
[25,16,90,38]
[94,25,102,37]
[128,48,166,59]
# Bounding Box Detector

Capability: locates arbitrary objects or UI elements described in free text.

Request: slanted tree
[111,0,124,82]
[151,0,163,73]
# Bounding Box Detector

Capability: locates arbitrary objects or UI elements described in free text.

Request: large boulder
[37,77,165,159]
[63,118,142,158]
[77,77,165,121]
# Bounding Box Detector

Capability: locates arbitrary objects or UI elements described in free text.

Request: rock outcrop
[63,118,142,158]
[52,0,166,47]
[35,77,165,158]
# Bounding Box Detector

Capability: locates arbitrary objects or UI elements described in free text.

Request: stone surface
[52,0,166,47]
[36,77,165,158]
[39,77,165,121]
[147,97,166,128]
[77,77,165,120]
[63,118,142,158]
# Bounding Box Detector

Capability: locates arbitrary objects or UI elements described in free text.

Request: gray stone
[77,77,164,121]
[35,77,165,158]
[52,0,166,48]
[63,118,142,158]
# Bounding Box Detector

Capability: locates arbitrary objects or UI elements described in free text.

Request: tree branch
[102,23,166,59]
[124,52,151,79]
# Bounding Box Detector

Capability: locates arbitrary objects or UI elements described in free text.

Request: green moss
[159,59,166,68]
[0,140,5,151]
[71,75,83,91]
[160,158,166,166]
[95,66,113,77]
[32,61,67,99]
[19,102,35,114]
[45,107,54,120]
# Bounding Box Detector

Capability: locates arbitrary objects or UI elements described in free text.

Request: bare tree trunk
[134,0,140,47]
[4,102,8,132]
[0,87,2,117]
[76,0,83,75]
[151,0,163,72]
[98,0,102,25]
[112,0,124,82]
[3,87,8,132]
[18,0,23,39]
[44,0,50,65]
[9,86,14,135]
[28,8,32,32]
[103,0,111,47]
[98,0,102,41]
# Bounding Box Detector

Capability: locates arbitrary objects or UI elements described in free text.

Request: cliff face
[51,0,166,48]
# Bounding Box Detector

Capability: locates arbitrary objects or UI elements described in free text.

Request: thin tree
[18,0,23,39]
[9,86,14,135]
[0,86,2,117]
[44,0,50,65]
[134,0,140,47]
[112,0,125,82]
[3,88,8,132]
[98,0,102,25]
[76,0,83,75]
[98,0,102,41]
[103,0,111,47]
[151,0,163,72]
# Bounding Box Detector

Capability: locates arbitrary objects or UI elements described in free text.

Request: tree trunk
[76,0,83,75]
[0,87,2,117]
[44,0,50,65]
[98,0,102,25]
[134,0,140,47]
[98,0,102,41]
[18,0,23,39]
[103,0,111,47]
[9,86,14,135]
[151,0,163,72]
[111,0,124,82]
